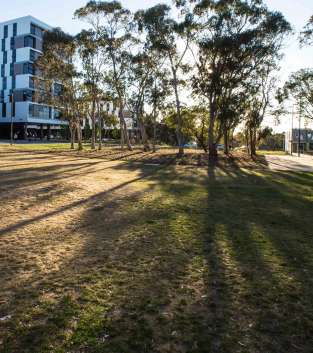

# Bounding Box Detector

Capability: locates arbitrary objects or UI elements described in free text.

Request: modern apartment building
[0,16,67,140]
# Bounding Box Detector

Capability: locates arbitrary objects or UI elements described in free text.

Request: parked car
[183,142,198,148]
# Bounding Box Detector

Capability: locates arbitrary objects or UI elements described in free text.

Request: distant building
[83,101,138,132]
[285,128,313,154]
[0,16,67,140]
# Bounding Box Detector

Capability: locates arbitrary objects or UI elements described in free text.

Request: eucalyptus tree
[301,15,313,46]
[127,51,155,151]
[187,0,291,158]
[147,66,171,152]
[244,65,276,156]
[136,4,192,155]
[75,29,104,150]
[35,28,84,149]
[282,69,313,121]
[75,1,134,151]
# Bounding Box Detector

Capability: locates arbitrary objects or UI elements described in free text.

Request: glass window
[10,37,15,50]
[53,83,62,96]
[2,102,6,117]
[30,49,40,62]
[13,23,17,37]
[23,62,34,75]
[24,36,35,49]
[12,49,16,63]
[29,104,51,119]
[29,76,34,89]
[30,24,44,38]
[4,25,8,39]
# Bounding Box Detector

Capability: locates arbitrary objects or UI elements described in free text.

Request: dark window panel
[4,25,8,39]
[13,23,17,37]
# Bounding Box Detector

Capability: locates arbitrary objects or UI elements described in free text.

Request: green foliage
[190,0,291,155]
[300,15,313,46]
[283,69,313,120]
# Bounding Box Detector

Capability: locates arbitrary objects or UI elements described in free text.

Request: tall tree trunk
[249,127,257,157]
[208,101,217,159]
[152,102,157,153]
[77,122,83,151]
[120,117,125,150]
[224,127,229,155]
[98,105,102,151]
[91,99,96,150]
[119,105,132,151]
[138,117,150,152]
[171,65,184,156]
[70,123,75,150]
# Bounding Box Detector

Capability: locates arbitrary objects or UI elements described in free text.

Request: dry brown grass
[1,146,313,353]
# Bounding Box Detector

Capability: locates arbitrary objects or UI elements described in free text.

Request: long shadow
[0,171,153,238]
[1,159,313,353]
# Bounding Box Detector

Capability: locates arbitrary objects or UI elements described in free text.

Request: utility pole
[10,93,14,145]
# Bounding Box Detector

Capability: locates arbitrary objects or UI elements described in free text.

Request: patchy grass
[257,150,287,156]
[0,149,313,353]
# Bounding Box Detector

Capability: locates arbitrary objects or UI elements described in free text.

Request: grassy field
[0,147,313,353]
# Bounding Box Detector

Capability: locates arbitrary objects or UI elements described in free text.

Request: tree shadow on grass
[1,160,313,353]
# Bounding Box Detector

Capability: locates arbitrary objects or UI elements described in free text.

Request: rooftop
[0,16,52,31]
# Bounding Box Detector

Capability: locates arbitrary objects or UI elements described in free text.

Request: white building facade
[83,101,138,131]
[285,128,313,154]
[0,16,67,139]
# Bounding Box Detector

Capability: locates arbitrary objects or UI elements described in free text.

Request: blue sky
[1,0,313,130]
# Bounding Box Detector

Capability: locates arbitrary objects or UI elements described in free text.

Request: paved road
[265,154,313,172]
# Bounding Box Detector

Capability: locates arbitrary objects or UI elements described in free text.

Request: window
[23,62,35,75]
[53,83,62,96]
[12,49,16,63]
[3,51,7,64]
[29,76,34,89]
[1,39,5,52]
[2,102,6,117]
[30,49,40,62]
[4,25,8,39]
[54,110,63,119]
[29,104,51,119]
[3,77,7,90]
[13,23,17,37]
[30,24,44,38]
[24,36,35,49]
[10,37,15,50]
